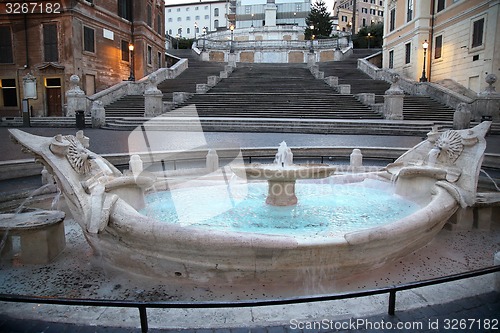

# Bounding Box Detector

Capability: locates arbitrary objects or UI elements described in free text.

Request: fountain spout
[274,141,293,167]
[427,147,441,167]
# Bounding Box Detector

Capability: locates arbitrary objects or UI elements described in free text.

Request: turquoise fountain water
[141,180,419,238]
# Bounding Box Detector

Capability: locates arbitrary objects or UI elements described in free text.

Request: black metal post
[388,290,396,315]
[139,306,148,333]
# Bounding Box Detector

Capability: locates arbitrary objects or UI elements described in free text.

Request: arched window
[214,8,219,17]
[214,20,219,29]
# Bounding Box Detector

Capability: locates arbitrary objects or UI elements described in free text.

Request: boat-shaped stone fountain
[8,122,491,288]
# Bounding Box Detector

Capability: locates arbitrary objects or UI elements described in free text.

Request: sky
[168,0,337,14]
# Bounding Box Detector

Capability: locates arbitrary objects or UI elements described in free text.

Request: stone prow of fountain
[8,129,154,234]
[386,121,491,207]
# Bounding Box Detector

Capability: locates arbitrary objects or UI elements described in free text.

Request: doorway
[45,78,62,116]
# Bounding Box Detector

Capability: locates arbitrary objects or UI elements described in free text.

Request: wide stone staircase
[103,49,463,134]
[104,50,227,117]
[173,63,381,120]
[319,49,456,121]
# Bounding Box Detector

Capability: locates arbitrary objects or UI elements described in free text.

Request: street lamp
[420,40,429,82]
[367,32,371,49]
[128,43,135,81]
[309,24,315,53]
[251,13,254,27]
[229,24,235,53]
[293,12,296,26]
[175,34,180,49]
[194,22,198,40]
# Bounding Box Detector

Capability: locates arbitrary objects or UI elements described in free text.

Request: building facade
[335,0,385,33]
[0,0,166,118]
[165,0,229,40]
[236,0,310,29]
[383,0,500,93]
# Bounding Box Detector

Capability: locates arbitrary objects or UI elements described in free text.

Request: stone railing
[202,37,350,51]
[86,59,188,109]
[358,56,473,109]
[358,57,500,123]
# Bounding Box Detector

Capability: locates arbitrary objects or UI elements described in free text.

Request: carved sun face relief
[435,130,464,164]
[65,135,92,175]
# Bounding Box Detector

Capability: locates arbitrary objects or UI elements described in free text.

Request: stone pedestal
[144,76,164,117]
[325,76,338,87]
[196,84,209,94]
[357,93,375,105]
[173,92,192,105]
[453,102,472,130]
[383,74,404,120]
[0,211,66,264]
[208,76,219,87]
[307,53,316,67]
[66,75,87,117]
[91,100,106,128]
[228,53,237,67]
[473,74,500,121]
[338,84,351,94]
[266,180,297,206]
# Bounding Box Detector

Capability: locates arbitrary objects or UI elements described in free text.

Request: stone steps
[103,116,451,135]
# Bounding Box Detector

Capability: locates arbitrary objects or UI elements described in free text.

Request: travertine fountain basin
[8,122,491,288]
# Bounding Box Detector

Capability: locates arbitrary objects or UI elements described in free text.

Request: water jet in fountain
[231,141,336,206]
[7,122,492,290]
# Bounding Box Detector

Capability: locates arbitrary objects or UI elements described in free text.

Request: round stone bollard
[350,149,363,168]
[206,149,219,173]
[129,155,144,178]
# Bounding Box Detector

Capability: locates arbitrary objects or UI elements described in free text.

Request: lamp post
[251,13,254,27]
[128,43,135,81]
[229,24,235,53]
[420,40,428,82]
[309,24,314,53]
[194,22,198,40]
[293,12,296,26]
[202,27,207,51]
[367,32,371,49]
[175,34,179,49]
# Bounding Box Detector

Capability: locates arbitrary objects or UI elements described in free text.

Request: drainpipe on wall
[428,0,435,82]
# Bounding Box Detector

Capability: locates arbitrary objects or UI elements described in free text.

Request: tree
[305,0,333,40]
[353,23,384,49]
